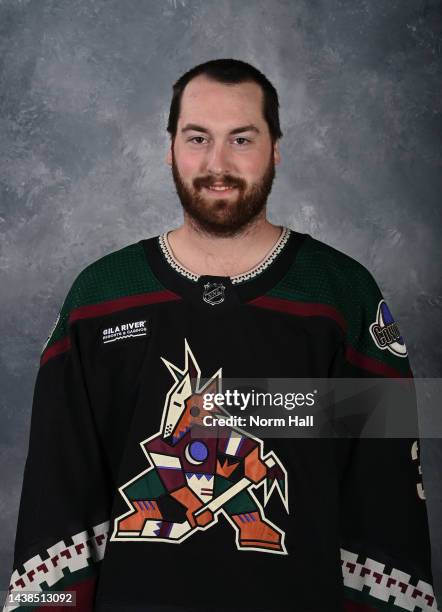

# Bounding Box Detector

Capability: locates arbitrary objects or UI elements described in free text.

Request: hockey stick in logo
[195,451,288,519]
[113,339,290,554]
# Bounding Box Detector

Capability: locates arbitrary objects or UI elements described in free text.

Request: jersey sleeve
[334,267,439,611]
[3,277,112,612]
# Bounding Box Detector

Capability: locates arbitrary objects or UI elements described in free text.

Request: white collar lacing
[158,226,291,285]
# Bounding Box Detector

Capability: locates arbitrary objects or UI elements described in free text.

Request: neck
[167,214,283,278]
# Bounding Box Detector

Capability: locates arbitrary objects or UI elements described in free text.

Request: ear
[166,146,172,166]
[273,140,281,165]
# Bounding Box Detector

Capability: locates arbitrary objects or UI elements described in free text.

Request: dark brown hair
[167,58,283,143]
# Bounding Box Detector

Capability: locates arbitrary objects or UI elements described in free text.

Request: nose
[204,142,232,176]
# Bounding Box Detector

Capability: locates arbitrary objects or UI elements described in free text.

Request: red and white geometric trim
[341,548,438,611]
[4,521,109,611]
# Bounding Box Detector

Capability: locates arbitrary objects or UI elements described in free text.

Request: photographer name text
[203,414,314,428]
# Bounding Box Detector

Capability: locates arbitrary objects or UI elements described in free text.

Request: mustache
[193,176,245,190]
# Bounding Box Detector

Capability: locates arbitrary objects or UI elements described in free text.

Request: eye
[188,136,208,144]
[233,137,251,145]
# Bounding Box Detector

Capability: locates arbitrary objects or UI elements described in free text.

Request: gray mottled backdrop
[1,0,441,600]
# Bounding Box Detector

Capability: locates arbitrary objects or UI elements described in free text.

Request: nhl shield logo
[203,282,226,306]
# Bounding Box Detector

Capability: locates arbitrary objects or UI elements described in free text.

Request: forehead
[179,75,265,128]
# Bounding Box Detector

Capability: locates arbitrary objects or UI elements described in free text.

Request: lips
[204,184,237,192]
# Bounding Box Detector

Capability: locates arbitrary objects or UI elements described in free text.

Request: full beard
[170,148,276,238]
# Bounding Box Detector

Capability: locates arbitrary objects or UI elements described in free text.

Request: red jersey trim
[40,290,182,367]
[40,336,71,367]
[248,295,348,330]
[248,295,410,379]
[69,289,181,322]
[345,344,411,379]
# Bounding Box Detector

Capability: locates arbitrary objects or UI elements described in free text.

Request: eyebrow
[181,123,260,136]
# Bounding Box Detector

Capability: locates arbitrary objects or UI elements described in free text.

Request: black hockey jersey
[4,226,438,611]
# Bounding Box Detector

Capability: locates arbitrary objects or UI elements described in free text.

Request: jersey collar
[157,226,291,285]
[141,226,307,308]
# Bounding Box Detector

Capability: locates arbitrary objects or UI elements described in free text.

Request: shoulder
[67,238,161,308]
[276,232,383,314]
[300,234,379,292]
[64,238,164,313]
[283,233,410,372]
[41,238,163,358]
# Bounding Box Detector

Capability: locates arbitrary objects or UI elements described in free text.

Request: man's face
[166,75,280,237]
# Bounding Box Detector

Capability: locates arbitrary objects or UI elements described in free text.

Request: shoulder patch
[369,299,408,358]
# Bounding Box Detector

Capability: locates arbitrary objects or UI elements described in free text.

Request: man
[4,59,438,611]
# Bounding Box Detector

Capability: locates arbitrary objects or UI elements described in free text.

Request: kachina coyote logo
[111,339,289,554]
